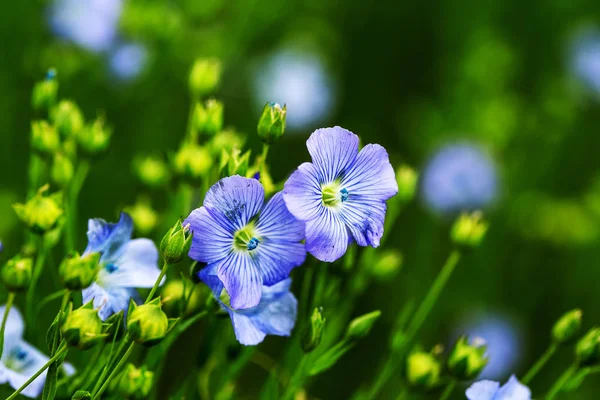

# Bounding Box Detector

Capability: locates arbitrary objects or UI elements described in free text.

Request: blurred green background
[2,0,600,398]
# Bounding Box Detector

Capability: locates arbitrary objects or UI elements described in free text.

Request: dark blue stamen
[268,101,276,107]
[247,237,260,251]
[105,263,118,273]
[340,188,349,202]
[46,69,56,80]
[16,348,28,360]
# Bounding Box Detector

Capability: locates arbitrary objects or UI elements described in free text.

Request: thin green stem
[92,336,130,395]
[69,342,107,393]
[522,342,558,384]
[260,143,270,174]
[0,292,16,359]
[6,344,68,400]
[34,289,68,323]
[65,160,90,253]
[26,235,47,332]
[299,266,314,322]
[546,363,578,400]
[146,261,169,303]
[440,381,457,400]
[92,340,135,400]
[367,356,396,400]
[281,354,308,400]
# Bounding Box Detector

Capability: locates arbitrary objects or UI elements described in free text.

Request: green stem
[69,342,107,393]
[299,266,314,322]
[0,292,16,359]
[92,340,135,400]
[260,143,270,174]
[440,381,457,400]
[34,290,68,329]
[546,363,578,400]
[65,160,90,253]
[6,344,69,400]
[281,354,308,400]
[146,261,169,303]
[26,235,47,333]
[92,336,130,395]
[522,342,558,384]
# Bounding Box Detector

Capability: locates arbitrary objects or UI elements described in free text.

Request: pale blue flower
[283,127,398,262]
[109,42,148,80]
[467,375,531,400]
[82,212,162,321]
[570,30,600,95]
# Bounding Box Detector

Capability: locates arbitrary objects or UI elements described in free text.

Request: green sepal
[71,390,92,400]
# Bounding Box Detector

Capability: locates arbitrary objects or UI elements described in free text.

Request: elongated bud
[172,144,213,183]
[371,250,403,281]
[62,302,106,349]
[114,363,154,400]
[1,255,33,292]
[132,155,170,189]
[77,117,112,157]
[396,165,418,203]
[575,327,600,365]
[31,121,60,156]
[59,251,100,290]
[447,336,488,380]
[451,211,488,247]
[127,298,171,347]
[257,102,286,144]
[227,148,251,176]
[194,99,223,136]
[160,219,193,264]
[13,185,63,234]
[124,198,159,237]
[51,153,74,187]
[405,350,442,390]
[52,100,84,138]
[32,69,59,111]
[552,309,583,344]
[345,310,381,341]
[302,307,326,353]
[189,58,221,97]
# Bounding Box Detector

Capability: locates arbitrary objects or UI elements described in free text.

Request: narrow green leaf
[309,341,356,376]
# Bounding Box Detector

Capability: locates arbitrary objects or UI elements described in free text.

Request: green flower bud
[1,255,33,292]
[31,121,60,156]
[194,99,224,136]
[59,251,100,290]
[77,118,112,157]
[52,100,84,138]
[114,363,154,400]
[189,58,221,97]
[447,336,488,380]
[124,198,159,237]
[450,211,488,247]
[32,70,58,111]
[13,185,63,234]
[51,153,74,188]
[172,144,213,182]
[552,309,583,344]
[62,302,106,349]
[371,250,403,281]
[132,155,170,189]
[396,165,418,202]
[257,102,286,144]
[161,280,206,317]
[226,148,251,176]
[575,327,600,365]
[405,350,442,390]
[209,128,246,157]
[71,390,92,400]
[345,310,381,341]
[127,298,170,347]
[160,219,193,264]
[302,307,326,353]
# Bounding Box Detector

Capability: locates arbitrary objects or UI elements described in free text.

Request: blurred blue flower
[284,127,398,262]
[82,212,162,321]
[466,375,531,400]
[253,49,335,130]
[201,268,297,346]
[109,42,148,80]
[185,176,306,310]
[570,30,600,95]
[48,0,122,53]
[421,144,498,213]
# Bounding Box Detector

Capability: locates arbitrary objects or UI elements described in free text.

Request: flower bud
[405,350,442,390]
[13,185,63,234]
[114,363,154,400]
[172,144,213,182]
[31,121,60,156]
[161,280,206,317]
[59,251,100,290]
[575,327,600,365]
[371,250,403,281]
[227,148,251,176]
[127,298,170,347]
[396,165,418,203]
[77,118,112,157]
[302,307,326,353]
[52,100,84,138]
[132,155,170,189]
[62,302,105,349]
[71,390,92,400]
[124,198,159,237]
[193,99,224,136]
[447,336,488,380]
[32,70,58,111]
[345,310,381,341]
[160,219,193,264]
[189,58,221,97]
[51,153,74,188]
[451,211,488,247]
[1,255,33,292]
[257,102,286,144]
[552,309,583,344]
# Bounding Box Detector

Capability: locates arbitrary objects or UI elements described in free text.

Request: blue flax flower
[201,265,297,346]
[185,176,306,310]
[466,375,531,400]
[283,127,398,262]
[82,212,162,321]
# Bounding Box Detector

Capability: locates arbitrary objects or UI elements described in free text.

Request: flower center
[234,225,260,251]
[105,263,118,273]
[322,183,349,207]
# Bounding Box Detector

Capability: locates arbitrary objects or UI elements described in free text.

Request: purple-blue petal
[305,207,349,262]
[185,207,234,264]
[82,283,139,321]
[229,313,267,346]
[217,252,262,310]
[256,192,305,242]
[254,241,306,285]
[306,127,359,183]
[341,143,398,200]
[495,375,531,400]
[85,212,133,262]
[283,162,323,222]
[466,380,500,400]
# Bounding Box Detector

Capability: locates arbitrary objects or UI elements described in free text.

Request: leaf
[564,368,591,392]
[308,340,356,376]
[42,350,67,400]
[46,311,62,353]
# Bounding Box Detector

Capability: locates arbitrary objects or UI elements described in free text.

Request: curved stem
[34,289,68,322]
[440,381,457,400]
[522,342,558,384]
[546,363,578,400]
[146,261,169,303]
[92,340,135,400]
[0,292,16,359]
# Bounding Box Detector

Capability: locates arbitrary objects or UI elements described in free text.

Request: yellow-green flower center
[233,225,260,251]
[321,182,349,207]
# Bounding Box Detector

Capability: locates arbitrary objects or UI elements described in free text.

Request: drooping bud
[52,100,84,138]
[405,350,442,390]
[371,250,403,281]
[31,121,60,156]
[227,148,251,176]
[552,309,583,345]
[113,363,154,400]
[76,117,112,157]
[51,153,75,188]
[32,69,59,111]
[193,99,224,136]
[160,219,193,264]
[132,155,170,189]
[189,58,221,97]
[62,301,106,349]
[257,102,286,144]
[1,255,33,292]
[127,298,170,347]
[396,165,419,203]
[13,185,63,234]
[575,327,600,365]
[172,144,213,182]
[450,211,488,247]
[302,307,326,353]
[124,198,159,237]
[58,251,100,291]
[345,310,381,341]
[447,336,488,380]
